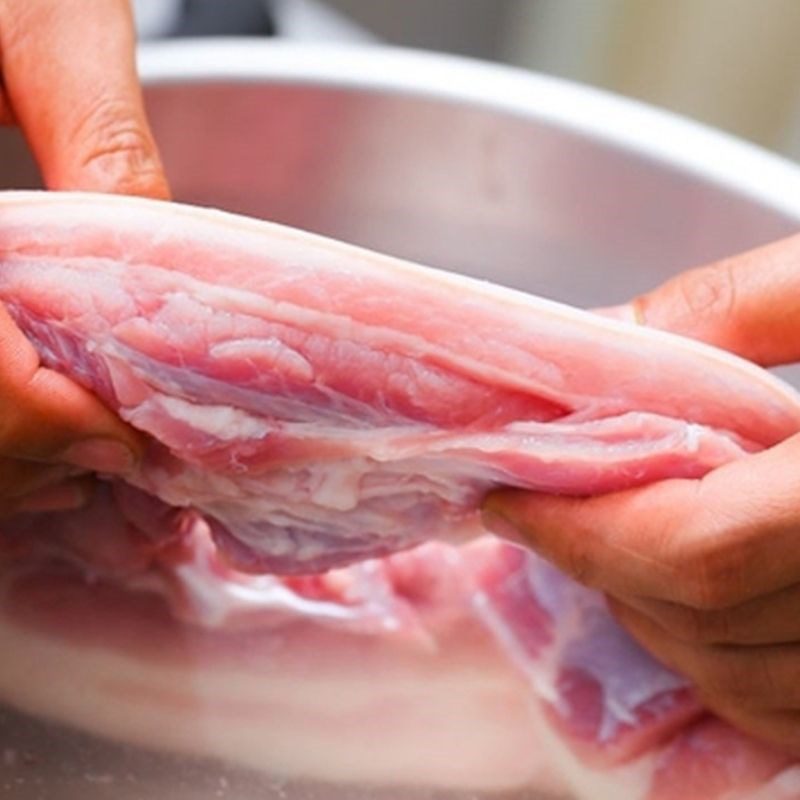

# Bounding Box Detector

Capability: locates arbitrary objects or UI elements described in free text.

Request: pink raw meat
[0,523,797,799]
[0,512,557,793]
[468,541,799,799]
[1,191,800,799]
[1,191,799,574]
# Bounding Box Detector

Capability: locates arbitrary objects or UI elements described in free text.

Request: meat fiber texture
[1,191,799,576]
[469,541,800,800]
[2,191,800,800]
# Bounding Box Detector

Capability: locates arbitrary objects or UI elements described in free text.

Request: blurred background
[133,0,800,163]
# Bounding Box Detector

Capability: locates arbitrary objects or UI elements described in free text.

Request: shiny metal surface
[141,42,800,309]
[4,41,800,306]
[1,40,800,800]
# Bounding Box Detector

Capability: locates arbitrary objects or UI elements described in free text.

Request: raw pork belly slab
[1,191,799,574]
[2,191,800,799]
[0,532,560,794]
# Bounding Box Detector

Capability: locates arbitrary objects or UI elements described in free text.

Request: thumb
[0,0,169,199]
[0,305,142,473]
[608,233,800,368]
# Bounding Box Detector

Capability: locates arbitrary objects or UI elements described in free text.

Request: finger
[0,0,169,198]
[482,432,800,610]
[619,233,800,367]
[609,599,800,715]
[0,85,15,125]
[0,459,75,508]
[697,706,800,758]
[11,476,93,514]
[484,481,690,597]
[620,583,800,646]
[0,305,142,470]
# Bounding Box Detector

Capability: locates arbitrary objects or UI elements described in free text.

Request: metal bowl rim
[137,39,800,223]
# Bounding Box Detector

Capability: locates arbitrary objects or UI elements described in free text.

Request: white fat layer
[173,553,403,634]
[209,337,314,383]
[118,523,411,636]
[155,395,271,441]
[748,767,800,799]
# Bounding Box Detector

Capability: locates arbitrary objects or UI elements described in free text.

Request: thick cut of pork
[0,525,560,794]
[1,526,799,799]
[0,191,800,797]
[0,191,799,574]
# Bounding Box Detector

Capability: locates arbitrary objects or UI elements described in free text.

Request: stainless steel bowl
[1,40,800,800]
[4,40,800,308]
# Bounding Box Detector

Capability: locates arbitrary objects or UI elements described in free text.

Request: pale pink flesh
[1,191,799,573]
[468,542,702,767]
[0,191,799,798]
[466,542,798,799]
[0,526,560,793]
[646,718,793,800]
[0,531,796,800]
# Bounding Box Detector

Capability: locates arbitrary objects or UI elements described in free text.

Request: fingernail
[481,508,531,548]
[60,438,136,474]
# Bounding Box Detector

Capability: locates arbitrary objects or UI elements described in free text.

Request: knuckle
[560,536,597,586]
[758,711,800,755]
[668,552,718,608]
[677,567,737,611]
[699,656,756,703]
[72,95,162,191]
[669,530,747,611]
[697,649,785,711]
[674,606,735,645]
[675,260,739,325]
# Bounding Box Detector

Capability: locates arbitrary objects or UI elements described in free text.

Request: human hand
[0,0,168,513]
[0,0,169,197]
[483,233,800,754]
